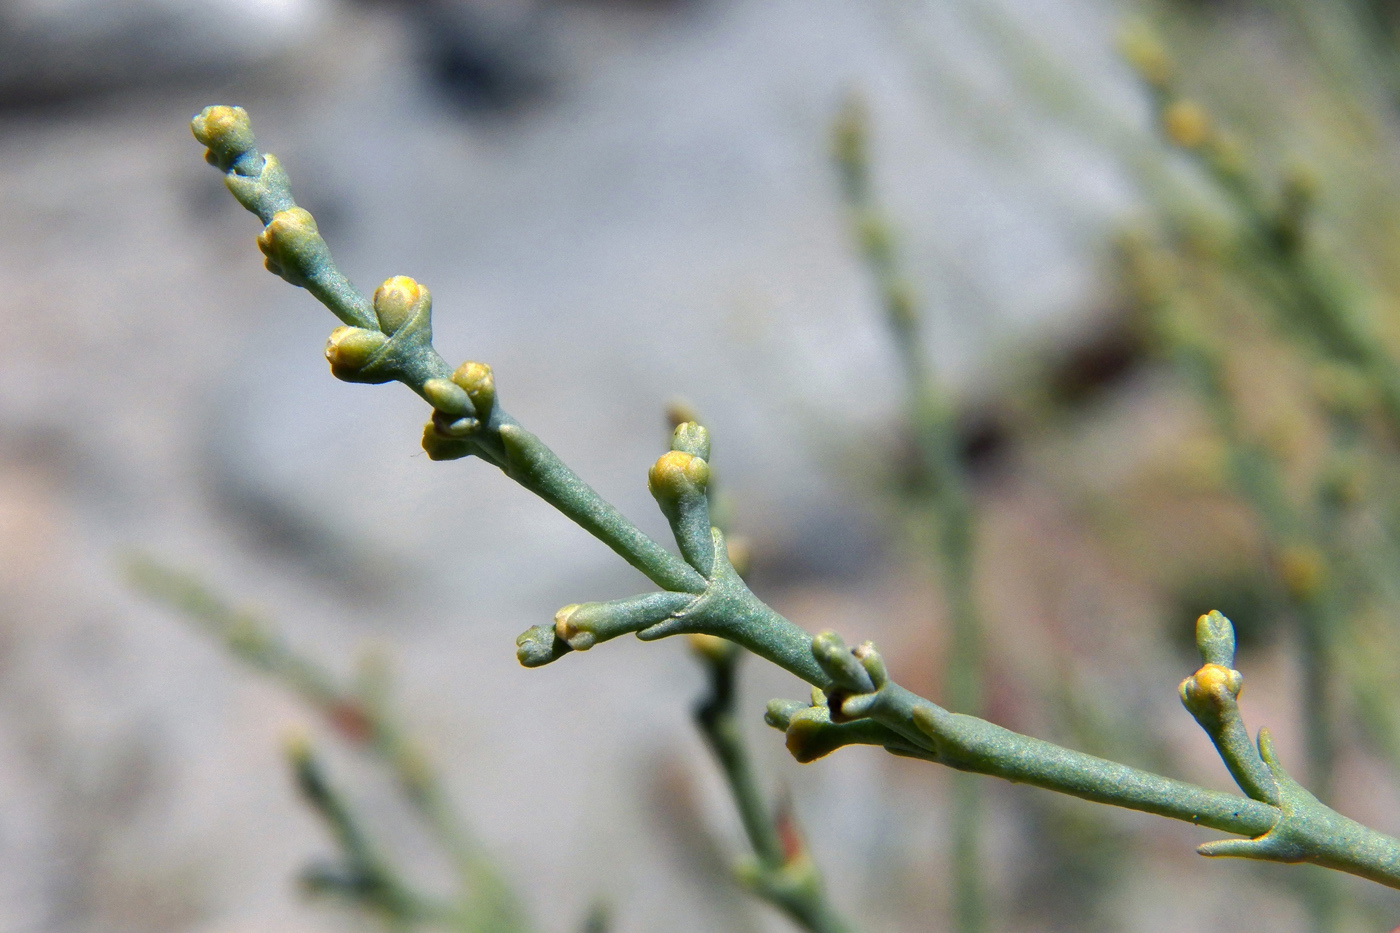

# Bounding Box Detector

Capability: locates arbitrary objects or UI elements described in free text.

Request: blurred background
[7,0,1400,930]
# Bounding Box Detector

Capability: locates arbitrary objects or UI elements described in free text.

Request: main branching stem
[190,104,1400,914]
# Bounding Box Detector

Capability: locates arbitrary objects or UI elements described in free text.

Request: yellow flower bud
[190,105,256,166]
[257,207,321,277]
[784,712,829,764]
[1179,662,1243,712]
[1194,662,1237,695]
[553,604,583,643]
[422,377,472,416]
[374,276,429,335]
[421,421,473,461]
[648,450,710,502]
[1163,100,1210,149]
[451,361,495,419]
[325,326,388,380]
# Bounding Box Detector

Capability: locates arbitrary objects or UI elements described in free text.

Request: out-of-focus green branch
[1124,29,1400,439]
[129,557,526,932]
[286,732,459,928]
[689,633,852,933]
[831,95,985,933]
[188,104,1400,902]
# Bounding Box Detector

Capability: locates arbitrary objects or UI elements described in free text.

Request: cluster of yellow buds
[322,275,437,387]
[420,360,497,460]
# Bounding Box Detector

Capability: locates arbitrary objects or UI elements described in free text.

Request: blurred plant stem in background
[832,96,985,933]
[881,4,1400,926]
[1122,240,1346,929]
[689,633,851,933]
[1112,14,1400,930]
[128,558,528,933]
[131,505,854,931]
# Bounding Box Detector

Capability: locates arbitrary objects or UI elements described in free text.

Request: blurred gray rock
[0,0,326,105]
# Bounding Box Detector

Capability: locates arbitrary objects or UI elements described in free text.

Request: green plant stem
[1140,69,1400,438]
[1185,346,1340,802]
[832,96,985,933]
[1128,246,1344,805]
[693,645,852,933]
[494,421,707,595]
[1127,247,1346,932]
[290,736,460,927]
[129,558,526,932]
[192,104,1400,895]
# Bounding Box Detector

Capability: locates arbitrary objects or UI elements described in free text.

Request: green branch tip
[810,631,885,702]
[553,592,698,652]
[1194,609,1237,668]
[670,421,711,459]
[768,697,926,763]
[649,434,715,577]
[516,625,572,668]
[191,104,260,175]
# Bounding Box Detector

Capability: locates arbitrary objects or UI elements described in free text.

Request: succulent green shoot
[191,104,1400,906]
